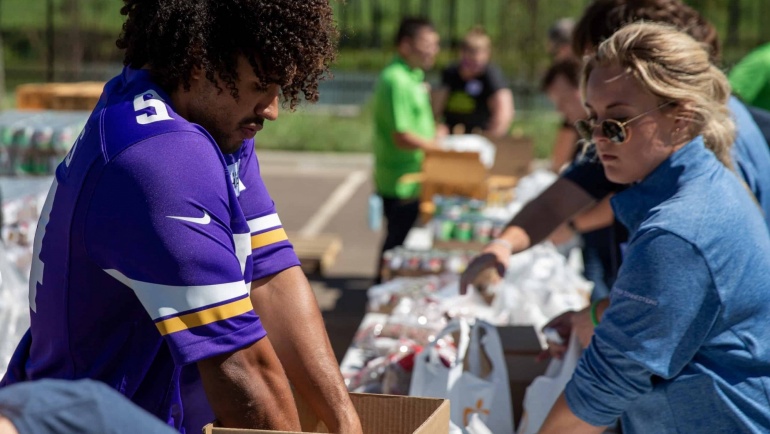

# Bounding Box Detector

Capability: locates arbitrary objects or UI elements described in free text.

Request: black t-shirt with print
[441,62,508,134]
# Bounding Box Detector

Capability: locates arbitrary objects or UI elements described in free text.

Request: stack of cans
[431,195,507,244]
[0,110,89,175]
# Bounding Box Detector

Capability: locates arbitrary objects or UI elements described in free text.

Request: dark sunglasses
[574,101,673,145]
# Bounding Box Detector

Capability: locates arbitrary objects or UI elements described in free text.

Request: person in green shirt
[729,42,770,111]
[372,17,440,281]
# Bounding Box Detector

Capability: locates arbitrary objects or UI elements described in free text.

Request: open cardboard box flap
[202,392,449,434]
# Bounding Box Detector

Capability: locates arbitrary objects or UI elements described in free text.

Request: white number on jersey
[64,127,86,167]
[133,90,173,125]
[29,180,59,312]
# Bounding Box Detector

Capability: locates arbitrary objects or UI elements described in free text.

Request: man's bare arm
[393,131,438,151]
[250,266,362,434]
[485,88,515,138]
[197,337,300,430]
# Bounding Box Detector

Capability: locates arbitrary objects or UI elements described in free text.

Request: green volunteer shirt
[372,56,436,199]
[729,42,770,111]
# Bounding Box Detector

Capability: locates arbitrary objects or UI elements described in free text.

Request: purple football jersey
[223,139,300,280]
[1,68,299,432]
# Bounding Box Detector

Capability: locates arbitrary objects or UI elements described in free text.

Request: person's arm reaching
[539,395,606,434]
[250,267,362,434]
[485,88,515,138]
[393,131,439,151]
[570,195,614,232]
[198,337,300,430]
[460,177,595,293]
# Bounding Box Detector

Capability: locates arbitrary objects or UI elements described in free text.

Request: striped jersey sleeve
[236,141,301,280]
[85,133,265,365]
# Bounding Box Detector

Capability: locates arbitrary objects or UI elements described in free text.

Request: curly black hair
[116,0,338,109]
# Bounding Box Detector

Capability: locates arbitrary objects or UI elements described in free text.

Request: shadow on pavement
[310,274,373,363]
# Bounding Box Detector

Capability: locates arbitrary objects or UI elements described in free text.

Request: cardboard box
[488,135,534,178]
[202,392,449,434]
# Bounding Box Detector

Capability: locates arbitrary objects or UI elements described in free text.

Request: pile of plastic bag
[0,176,52,375]
[344,242,591,395]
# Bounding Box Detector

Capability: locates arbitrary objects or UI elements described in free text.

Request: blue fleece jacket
[564,137,770,433]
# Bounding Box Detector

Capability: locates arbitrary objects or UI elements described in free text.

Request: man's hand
[459,241,510,294]
[251,267,362,434]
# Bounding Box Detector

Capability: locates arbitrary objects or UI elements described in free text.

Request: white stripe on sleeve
[104,269,249,320]
[247,213,282,234]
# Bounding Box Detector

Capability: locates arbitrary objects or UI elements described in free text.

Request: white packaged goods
[0,244,30,375]
[346,242,590,398]
[439,134,497,169]
[0,176,54,376]
[513,169,558,205]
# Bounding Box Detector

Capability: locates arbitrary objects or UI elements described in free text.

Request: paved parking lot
[257,150,379,360]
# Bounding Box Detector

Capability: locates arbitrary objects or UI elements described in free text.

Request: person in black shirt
[433,27,514,138]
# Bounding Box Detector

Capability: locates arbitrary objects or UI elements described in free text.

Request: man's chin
[217,139,244,155]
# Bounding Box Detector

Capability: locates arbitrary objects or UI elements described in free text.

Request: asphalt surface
[257,150,379,361]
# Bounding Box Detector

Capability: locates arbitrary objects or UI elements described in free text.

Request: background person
[459,0,770,307]
[547,18,576,61]
[541,58,625,302]
[433,26,514,138]
[0,1,361,433]
[540,22,770,433]
[372,17,440,282]
[728,41,770,111]
[543,58,584,173]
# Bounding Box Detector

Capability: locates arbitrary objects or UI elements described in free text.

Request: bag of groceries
[410,318,514,433]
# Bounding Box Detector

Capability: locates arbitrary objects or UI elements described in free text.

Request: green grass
[254,106,373,153]
[254,104,561,158]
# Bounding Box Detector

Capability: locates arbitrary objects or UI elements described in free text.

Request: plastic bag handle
[427,318,471,366]
[467,319,506,377]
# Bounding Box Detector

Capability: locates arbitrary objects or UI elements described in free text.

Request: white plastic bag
[410,318,514,433]
[517,333,582,434]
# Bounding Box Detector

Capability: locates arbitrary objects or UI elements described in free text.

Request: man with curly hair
[0,1,362,433]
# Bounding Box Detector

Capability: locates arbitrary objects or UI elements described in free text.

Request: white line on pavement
[298,169,369,237]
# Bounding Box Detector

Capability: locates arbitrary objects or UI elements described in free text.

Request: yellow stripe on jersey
[251,227,289,250]
[155,296,253,336]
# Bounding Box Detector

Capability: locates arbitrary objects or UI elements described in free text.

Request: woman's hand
[537,306,596,361]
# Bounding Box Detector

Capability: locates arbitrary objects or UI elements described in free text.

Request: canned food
[474,219,494,243]
[455,219,473,242]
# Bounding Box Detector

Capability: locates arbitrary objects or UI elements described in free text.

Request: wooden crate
[15,82,104,111]
[287,232,342,276]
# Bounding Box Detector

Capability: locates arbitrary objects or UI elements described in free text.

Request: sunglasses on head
[574,101,674,145]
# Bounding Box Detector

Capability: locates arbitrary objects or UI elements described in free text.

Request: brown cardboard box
[488,135,534,178]
[201,392,449,434]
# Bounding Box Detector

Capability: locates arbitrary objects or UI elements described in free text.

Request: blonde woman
[540,22,770,433]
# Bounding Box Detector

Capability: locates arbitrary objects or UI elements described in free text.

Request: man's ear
[190,65,204,81]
